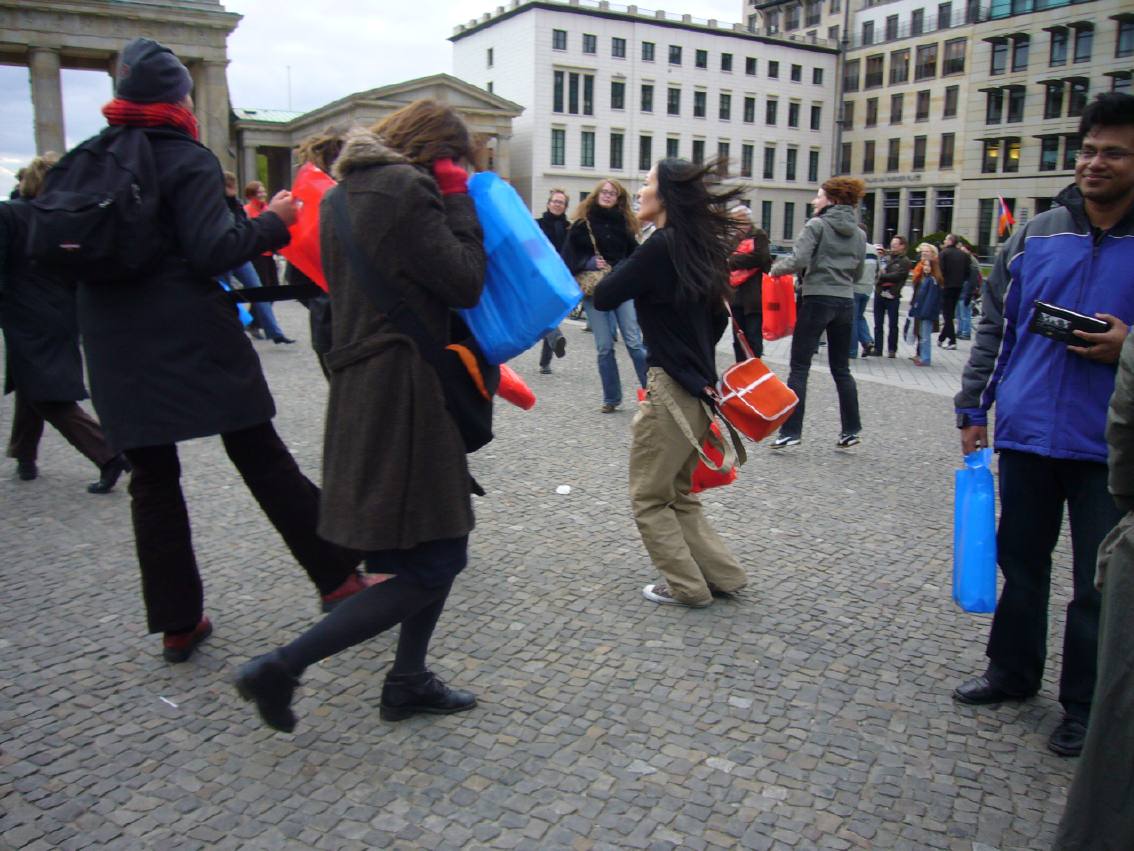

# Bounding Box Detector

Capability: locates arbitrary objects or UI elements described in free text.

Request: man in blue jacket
[952,92,1134,757]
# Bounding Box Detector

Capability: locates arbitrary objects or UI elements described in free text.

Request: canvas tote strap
[722,296,757,361]
[649,373,746,474]
[583,218,602,259]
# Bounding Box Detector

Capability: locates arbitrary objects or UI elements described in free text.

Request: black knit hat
[115,38,193,104]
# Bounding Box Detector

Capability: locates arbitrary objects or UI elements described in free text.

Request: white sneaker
[642,583,711,608]
[771,435,801,448]
[836,433,861,448]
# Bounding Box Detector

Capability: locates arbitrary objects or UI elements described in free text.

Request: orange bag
[713,300,799,442]
[279,163,335,292]
[728,238,759,288]
[497,363,536,410]
[761,273,796,341]
[690,423,738,492]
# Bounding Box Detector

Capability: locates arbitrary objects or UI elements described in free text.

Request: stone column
[242,143,259,189]
[29,48,65,154]
[196,60,233,169]
[495,133,512,181]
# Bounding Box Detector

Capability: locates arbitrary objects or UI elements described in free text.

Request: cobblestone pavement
[1,300,1081,850]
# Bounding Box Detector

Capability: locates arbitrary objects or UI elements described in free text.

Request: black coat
[561,206,639,275]
[0,201,88,402]
[536,211,568,251]
[77,127,289,450]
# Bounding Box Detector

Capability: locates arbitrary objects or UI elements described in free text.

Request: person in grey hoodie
[769,176,867,448]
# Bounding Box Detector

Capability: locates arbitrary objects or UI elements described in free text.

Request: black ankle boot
[235,649,301,732]
[16,459,38,481]
[379,671,476,721]
[87,454,131,494]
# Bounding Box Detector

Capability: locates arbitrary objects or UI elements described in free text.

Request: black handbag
[328,185,498,453]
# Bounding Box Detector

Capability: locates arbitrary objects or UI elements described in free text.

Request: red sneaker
[162,616,213,663]
[320,572,389,613]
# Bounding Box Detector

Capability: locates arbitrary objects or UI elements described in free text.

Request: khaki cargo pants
[629,368,748,605]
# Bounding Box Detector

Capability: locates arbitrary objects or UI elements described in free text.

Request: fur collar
[332,127,411,179]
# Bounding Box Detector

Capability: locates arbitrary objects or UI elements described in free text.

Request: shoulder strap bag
[573,218,610,298]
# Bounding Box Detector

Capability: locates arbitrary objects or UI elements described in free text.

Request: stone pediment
[301,73,523,126]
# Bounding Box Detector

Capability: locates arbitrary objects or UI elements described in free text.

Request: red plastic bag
[279,163,335,292]
[497,363,536,410]
[761,273,796,340]
[690,423,738,493]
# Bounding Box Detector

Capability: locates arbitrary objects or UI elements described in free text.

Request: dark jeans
[873,293,900,354]
[731,309,763,361]
[938,288,961,345]
[779,295,861,440]
[124,421,358,633]
[7,393,117,469]
[987,449,1122,719]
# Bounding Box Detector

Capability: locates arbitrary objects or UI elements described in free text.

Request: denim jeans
[918,319,933,363]
[987,449,1122,718]
[956,298,973,337]
[849,292,873,358]
[873,293,901,354]
[582,298,649,407]
[778,295,860,439]
[227,261,286,340]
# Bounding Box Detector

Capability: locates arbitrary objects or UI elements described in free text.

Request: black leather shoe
[88,454,131,494]
[554,336,567,358]
[235,650,300,733]
[1048,715,1087,757]
[16,459,37,481]
[952,675,1032,705]
[272,336,296,345]
[380,671,476,721]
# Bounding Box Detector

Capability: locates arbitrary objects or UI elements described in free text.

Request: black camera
[1027,301,1110,346]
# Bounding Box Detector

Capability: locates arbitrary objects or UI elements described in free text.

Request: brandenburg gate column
[28,47,65,154]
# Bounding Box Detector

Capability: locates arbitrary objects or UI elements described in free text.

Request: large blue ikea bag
[953,448,998,613]
[464,172,582,364]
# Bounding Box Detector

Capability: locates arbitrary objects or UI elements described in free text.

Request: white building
[452,0,840,245]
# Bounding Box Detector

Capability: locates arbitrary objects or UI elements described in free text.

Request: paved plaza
[1,300,1081,850]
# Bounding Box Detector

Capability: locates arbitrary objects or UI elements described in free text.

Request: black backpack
[25,126,163,282]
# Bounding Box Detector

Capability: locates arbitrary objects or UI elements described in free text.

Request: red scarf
[101,98,199,140]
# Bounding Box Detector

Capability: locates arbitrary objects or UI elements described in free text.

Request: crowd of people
[1,34,1132,849]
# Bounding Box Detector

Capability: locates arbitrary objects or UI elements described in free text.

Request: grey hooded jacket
[770,204,865,299]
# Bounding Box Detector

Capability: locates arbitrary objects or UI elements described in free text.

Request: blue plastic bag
[464,172,582,364]
[953,448,998,613]
[218,278,252,327]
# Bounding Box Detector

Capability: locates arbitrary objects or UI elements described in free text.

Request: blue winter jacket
[955,185,1134,464]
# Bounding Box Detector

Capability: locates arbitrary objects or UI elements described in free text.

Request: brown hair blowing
[19,152,60,199]
[296,126,346,172]
[821,176,867,206]
[371,99,474,166]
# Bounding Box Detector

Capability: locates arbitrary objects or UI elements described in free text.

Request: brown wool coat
[317,129,486,552]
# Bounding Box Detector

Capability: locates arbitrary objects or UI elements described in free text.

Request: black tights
[279,575,454,677]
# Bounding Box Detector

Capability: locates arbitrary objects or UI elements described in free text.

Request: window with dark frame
[611,80,625,110]
[916,90,930,121]
[981,139,999,173]
[612,37,626,58]
[788,101,800,127]
[487,48,494,68]
[610,132,624,170]
[1063,134,1080,170]
[766,98,778,124]
[791,64,802,82]
[890,48,910,84]
[990,39,1007,74]
[862,20,875,46]
[694,90,707,118]
[747,57,757,75]
[943,85,959,117]
[1050,28,1067,66]
[786,147,798,181]
[692,139,705,165]
[840,142,852,173]
[639,135,653,171]
[641,83,654,112]
[937,2,952,30]
[986,89,1003,124]
[669,45,683,65]
[808,149,819,182]
[1119,20,1134,58]
[642,41,655,61]
[568,73,579,113]
[667,87,680,115]
[741,144,754,177]
[843,58,860,92]
[582,34,597,54]
[695,49,708,69]
[912,135,927,170]
[763,145,775,179]
[553,70,564,113]
[843,100,856,128]
[887,138,900,171]
[1011,35,1029,72]
[720,93,733,121]
[1004,137,1020,173]
[783,202,795,242]
[761,200,772,233]
[1006,87,1025,122]
[666,137,679,159]
[886,15,899,41]
[1068,78,1089,116]
[940,132,955,168]
[551,128,565,165]
[864,140,876,172]
[583,75,594,116]
[744,96,755,122]
[915,43,938,80]
[722,53,734,72]
[890,92,904,124]
[581,131,595,167]
[1044,82,1063,119]
[768,60,780,79]
[1039,136,1059,171]
[865,54,884,88]
[718,143,730,178]
[813,68,824,85]
[552,29,566,50]
[810,104,822,130]
[1073,26,1093,63]
[943,38,966,74]
[865,97,877,127]
[911,8,924,35]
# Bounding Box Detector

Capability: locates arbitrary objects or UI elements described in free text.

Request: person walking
[769,177,866,449]
[1,156,128,493]
[77,38,375,663]
[908,243,943,367]
[235,99,484,732]
[593,158,748,608]
[850,227,879,359]
[243,180,281,291]
[1053,331,1134,851]
[873,236,911,359]
[956,243,980,340]
[222,172,294,344]
[937,233,967,349]
[535,188,569,373]
[562,179,648,412]
[726,206,771,362]
[952,92,1134,757]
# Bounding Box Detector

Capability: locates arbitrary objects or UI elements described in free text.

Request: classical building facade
[0,0,239,166]
[231,74,522,191]
[452,0,839,244]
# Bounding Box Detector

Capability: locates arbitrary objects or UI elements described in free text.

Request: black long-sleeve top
[593,228,728,400]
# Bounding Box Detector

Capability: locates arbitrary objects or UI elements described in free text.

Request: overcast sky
[0,0,741,195]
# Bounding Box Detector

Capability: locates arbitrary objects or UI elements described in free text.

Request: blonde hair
[573,178,639,237]
[19,152,60,199]
[916,242,939,258]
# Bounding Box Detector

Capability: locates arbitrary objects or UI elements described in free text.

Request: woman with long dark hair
[562,179,648,412]
[593,159,749,608]
[235,99,485,731]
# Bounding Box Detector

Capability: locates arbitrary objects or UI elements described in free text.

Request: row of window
[844,86,960,128]
[987,19,1134,75]
[763,0,833,36]
[552,72,825,128]
[844,39,966,91]
[985,78,1090,125]
[548,129,823,182]
[865,188,956,247]
[859,2,971,48]
[981,135,1082,173]
[838,134,956,173]
[540,29,826,83]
